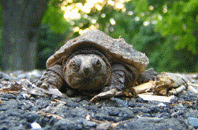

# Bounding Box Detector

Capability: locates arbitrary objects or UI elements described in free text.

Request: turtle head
[64,54,111,90]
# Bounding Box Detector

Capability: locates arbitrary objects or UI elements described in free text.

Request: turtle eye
[95,59,101,67]
[70,59,81,72]
[92,58,101,71]
[71,61,76,67]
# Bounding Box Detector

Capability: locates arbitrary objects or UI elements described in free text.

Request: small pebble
[31,122,42,130]
[158,103,166,107]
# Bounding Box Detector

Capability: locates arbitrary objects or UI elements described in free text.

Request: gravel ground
[0,70,198,130]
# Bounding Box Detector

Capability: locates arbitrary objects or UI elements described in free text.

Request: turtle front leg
[138,68,158,83]
[89,64,136,103]
[36,64,64,97]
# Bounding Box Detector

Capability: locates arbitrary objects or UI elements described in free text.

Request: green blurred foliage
[131,0,198,72]
[132,0,198,53]
[0,5,1,28]
[0,28,2,69]
[0,5,2,68]
[36,25,70,69]
[42,0,71,33]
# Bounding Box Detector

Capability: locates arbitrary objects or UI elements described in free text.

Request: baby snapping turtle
[37,30,155,102]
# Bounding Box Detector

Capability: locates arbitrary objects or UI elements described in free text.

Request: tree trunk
[1,0,49,71]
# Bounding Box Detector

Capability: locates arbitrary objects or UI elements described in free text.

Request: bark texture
[1,0,49,71]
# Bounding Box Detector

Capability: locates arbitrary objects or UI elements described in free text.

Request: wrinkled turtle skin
[37,29,156,103]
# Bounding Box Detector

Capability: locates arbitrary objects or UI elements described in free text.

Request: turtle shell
[46,30,149,73]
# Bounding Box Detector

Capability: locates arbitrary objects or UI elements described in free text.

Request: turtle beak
[83,67,91,78]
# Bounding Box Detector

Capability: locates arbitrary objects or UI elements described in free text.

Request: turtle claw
[88,89,117,104]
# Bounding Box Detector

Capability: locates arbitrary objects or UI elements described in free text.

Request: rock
[157,103,166,107]
[101,97,128,107]
[17,73,27,79]
[35,98,51,110]
[31,122,42,129]
[96,122,112,130]
[38,117,49,127]
[28,70,43,78]
[63,107,91,118]
[115,118,187,130]
[53,117,96,129]
[0,72,11,81]
[24,112,40,123]
[1,94,16,99]
[187,117,198,128]
[185,110,198,118]
[157,112,170,119]
[96,107,135,122]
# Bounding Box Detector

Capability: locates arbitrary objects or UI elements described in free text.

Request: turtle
[37,29,157,103]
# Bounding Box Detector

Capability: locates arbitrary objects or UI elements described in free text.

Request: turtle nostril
[83,67,90,76]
